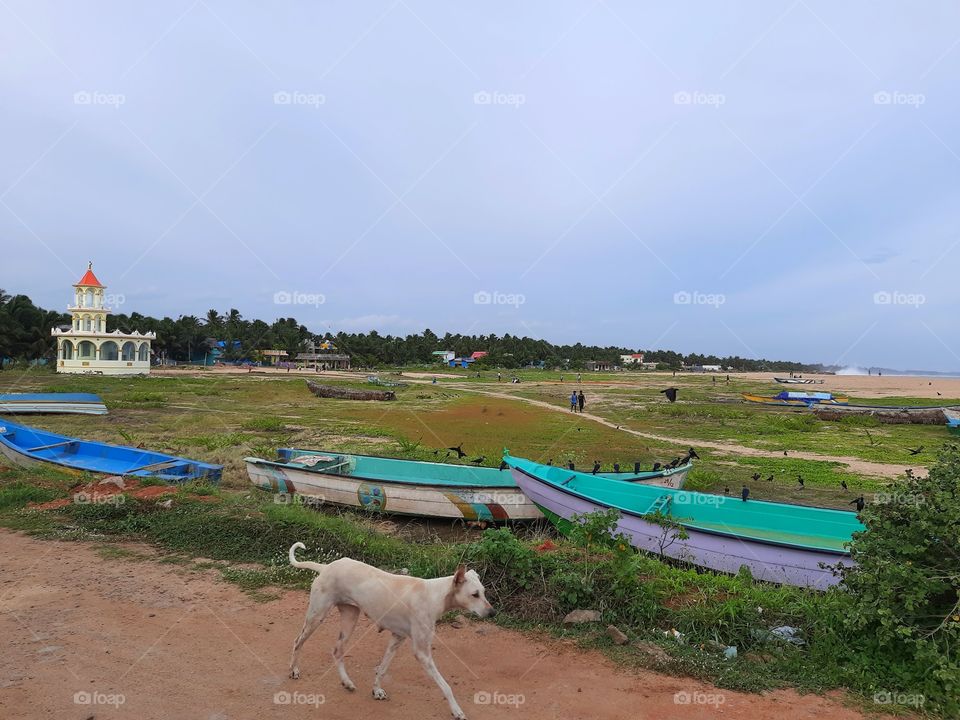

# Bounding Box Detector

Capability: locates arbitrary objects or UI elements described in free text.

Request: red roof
[470,351,488,359]
[74,264,103,288]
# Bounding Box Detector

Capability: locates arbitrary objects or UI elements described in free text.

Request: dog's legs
[289,593,334,679]
[332,603,360,691]
[412,637,466,720]
[372,633,405,700]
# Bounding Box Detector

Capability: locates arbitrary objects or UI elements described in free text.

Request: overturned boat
[0,393,108,415]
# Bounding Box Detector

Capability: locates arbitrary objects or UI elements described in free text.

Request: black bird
[797,475,805,488]
[613,462,621,473]
[651,462,662,471]
[723,485,730,495]
[841,480,848,491]
[741,486,750,502]
[499,460,507,471]
[687,448,700,460]
[660,387,679,403]
[470,456,486,465]
[751,472,761,482]
[783,450,788,456]
[567,460,575,470]
[547,458,553,465]
[937,391,942,396]
[448,444,467,459]
[850,495,865,512]
[634,461,642,474]
[907,446,924,456]
[592,460,601,475]
[765,475,774,482]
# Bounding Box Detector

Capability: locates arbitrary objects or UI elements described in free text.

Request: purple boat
[504,452,863,589]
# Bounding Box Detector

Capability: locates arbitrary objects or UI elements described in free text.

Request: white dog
[287,542,495,719]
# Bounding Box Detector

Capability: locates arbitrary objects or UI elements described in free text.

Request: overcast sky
[2,2,959,370]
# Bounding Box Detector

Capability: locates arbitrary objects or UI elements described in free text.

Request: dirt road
[0,530,873,720]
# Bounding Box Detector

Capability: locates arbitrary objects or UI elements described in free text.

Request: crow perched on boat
[751,472,761,482]
[547,458,553,465]
[651,462,662,471]
[741,486,750,501]
[634,461,642,474]
[841,480,848,490]
[567,460,575,470]
[724,485,730,494]
[797,475,805,488]
[592,460,601,475]
[686,448,700,460]
[613,462,621,473]
[907,446,924,455]
[448,444,467,459]
[850,495,865,512]
[661,387,679,403]
[469,456,486,465]
[499,460,507,471]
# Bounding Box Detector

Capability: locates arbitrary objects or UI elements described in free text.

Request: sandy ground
[0,530,875,720]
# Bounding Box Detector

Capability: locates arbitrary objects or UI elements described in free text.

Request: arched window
[137,343,150,362]
[122,341,136,361]
[100,341,119,361]
[78,341,96,358]
[84,288,94,307]
[61,340,74,360]
[83,315,92,331]
[95,316,102,332]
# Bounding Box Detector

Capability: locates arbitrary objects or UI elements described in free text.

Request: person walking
[577,390,585,413]
[577,372,582,383]
[569,390,578,412]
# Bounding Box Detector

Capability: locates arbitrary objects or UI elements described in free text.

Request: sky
[1,1,959,370]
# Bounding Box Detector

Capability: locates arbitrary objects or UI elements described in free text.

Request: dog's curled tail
[288,542,327,574]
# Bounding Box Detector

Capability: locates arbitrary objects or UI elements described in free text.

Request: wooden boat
[813,403,960,425]
[0,419,222,483]
[0,393,108,415]
[774,377,824,384]
[246,450,693,522]
[503,452,862,589]
[742,391,848,407]
[306,379,395,401]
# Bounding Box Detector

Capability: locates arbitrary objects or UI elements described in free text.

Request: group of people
[569,389,585,412]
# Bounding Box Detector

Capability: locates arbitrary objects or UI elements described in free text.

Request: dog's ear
[454,565,467,585]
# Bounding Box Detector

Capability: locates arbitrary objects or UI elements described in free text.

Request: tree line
[0,289,819,372]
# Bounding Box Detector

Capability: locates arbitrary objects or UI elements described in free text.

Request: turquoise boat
[504,452,864,588]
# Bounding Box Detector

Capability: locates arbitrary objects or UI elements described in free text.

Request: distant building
[52,263,154,375]
[260,350,289,366]
[585,360,612,372]
[448,357,475,368]
[620,353,645,365]
[295,353,351,370]
[470,351,488,360]
[432,350,455,363]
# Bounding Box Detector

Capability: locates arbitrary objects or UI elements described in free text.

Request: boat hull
[246,458,542,521]
[0,420,221,483]
[508,464,853,589]
[742,392,848,407]
[0,393,108,415]
[774,378,824,384]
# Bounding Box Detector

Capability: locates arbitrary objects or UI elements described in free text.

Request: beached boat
[742,391,848,407]
[946,410,960,436]
[306,379,395,401]
[774,378,824,384]
[0,419,222,483]
[0,393,108,415]
[503,452,862,589]
[813,403,959,425]
[246,450,693,521]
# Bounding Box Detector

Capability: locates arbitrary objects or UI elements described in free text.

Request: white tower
[51,262,155,375]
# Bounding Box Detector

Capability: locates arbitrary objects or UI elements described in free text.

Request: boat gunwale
[506,458,854,556]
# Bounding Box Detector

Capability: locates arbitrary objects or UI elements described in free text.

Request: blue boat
[0,393,108,415]
[0,419,222,483]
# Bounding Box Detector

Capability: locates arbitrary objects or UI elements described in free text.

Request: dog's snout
[486,608,497,618]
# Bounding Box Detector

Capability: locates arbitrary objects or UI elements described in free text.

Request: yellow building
[51,263,155,375]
